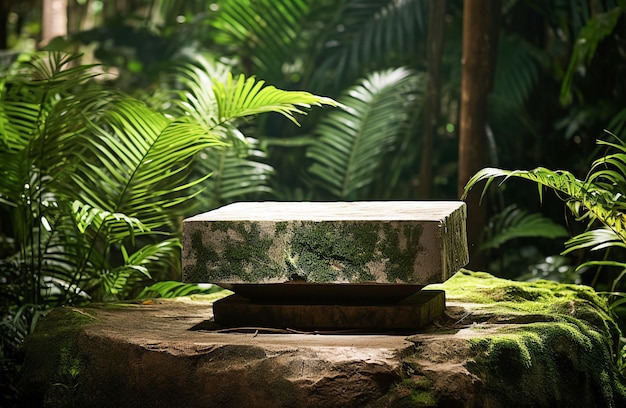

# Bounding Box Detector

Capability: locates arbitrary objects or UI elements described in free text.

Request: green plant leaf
[138,281,221,299]
[213,72,335,126]
[211,0,310,83]
[560,7,623,106]
[307,67,423,199]
[308,0,428,89]
[480,205,569,251]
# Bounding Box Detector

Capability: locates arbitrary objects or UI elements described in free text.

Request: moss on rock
[419,270,626,407]
[434,269,621,344]
[18,307,99,407]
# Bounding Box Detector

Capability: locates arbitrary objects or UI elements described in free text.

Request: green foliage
[0,50,333,400]
[138,281,221,298]
[480,204,569,251]
[305,0,429,89]
[210,0,311,84]
[464,135,626,266]
[560,6,624,106]
[463,134,626,361]
[307,68,425,199]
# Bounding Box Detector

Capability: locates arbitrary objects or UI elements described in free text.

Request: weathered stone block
[182,201,468,292]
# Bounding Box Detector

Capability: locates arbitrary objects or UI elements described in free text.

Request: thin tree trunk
[41,0,67,47]
[0,0,10,50]
[458,0,501,269]
[417,0,447,199]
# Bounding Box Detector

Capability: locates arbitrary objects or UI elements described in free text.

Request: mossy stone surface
[410,269,626,408]
[18,270,626,407]
[182,201,468,286]
[18,307,99,408]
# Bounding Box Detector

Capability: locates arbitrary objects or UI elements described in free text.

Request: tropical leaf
[464,134,626,290]
[213,72,335,126]
[194,141,274,209]
[138,280,221,299]
[307,67,421,199]
[99,239,182,300]
[210,0,310,83]
[480,205,569,251]
[71,200,148,243]
[562,227,626,254]
[0,98,39,151]
[62,94,225,240]
[490,34,545,113]
[169,55,231,128]
[560,6,623,106]
[464,166,626,243]
[308,0,429,89]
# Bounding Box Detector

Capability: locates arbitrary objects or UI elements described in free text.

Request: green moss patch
[430,269,620,343]
[19,307,99,407]
[184,222,281,283]
[413,270,626,407]
[289,221,380,282]
[389,360,437,408]
[467,319,625,407]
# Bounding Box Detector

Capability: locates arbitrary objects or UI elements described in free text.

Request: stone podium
[182,201,468,329]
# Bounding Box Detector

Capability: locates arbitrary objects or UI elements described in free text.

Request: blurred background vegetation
[2,0,626,404]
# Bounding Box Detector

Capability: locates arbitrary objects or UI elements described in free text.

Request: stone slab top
[182,201,468,288]
[184,201,466,222]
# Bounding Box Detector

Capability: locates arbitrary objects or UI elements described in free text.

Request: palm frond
[169,55,231,128]
[62,94,225,240]
[138,280,222,298]
[465,133,626,252]
[193,138,274,209]
[562,227,626,254]
[0,98,39,151]
[309,0,429,89]
[491,34,545,111]
[211,0,310,82]
[307,67,421,199]
[213,72,335,126]
[480,205,569,251]
[464,166,626,242]
[560,6,623,105]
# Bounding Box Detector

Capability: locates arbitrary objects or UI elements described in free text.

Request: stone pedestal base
[212,290,445,330]
[18,271,626,408]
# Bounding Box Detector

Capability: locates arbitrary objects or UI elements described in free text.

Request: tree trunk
[0,0,10,50]
[41,0,67,47]
[458,0,501,269]
[417,0,447,199]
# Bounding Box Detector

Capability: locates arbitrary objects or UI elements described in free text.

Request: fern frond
[307,67,422,199]
[480,205,568,251]
[211,0,310,82]
[562,227,626,254]
[193,137,274,209]
[464,165,626,246]
[213,72,335,126]
[309,0,428,88]
[560,7,623,105]
[63,94,225,239]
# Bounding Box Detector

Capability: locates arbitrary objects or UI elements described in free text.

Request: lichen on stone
[380,223,424,283]
[288,221,380,282]
[184,222,281,283]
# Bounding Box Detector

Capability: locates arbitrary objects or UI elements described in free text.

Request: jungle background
[2,0,626,404]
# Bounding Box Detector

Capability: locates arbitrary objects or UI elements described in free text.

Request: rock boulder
[19,270,626,407]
